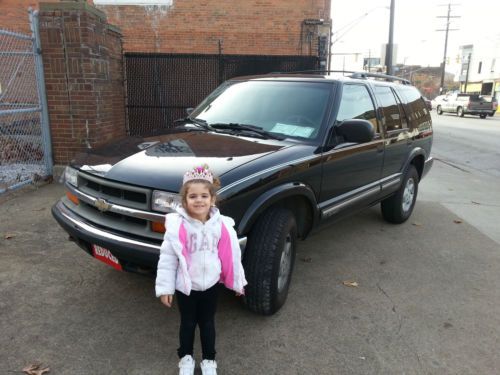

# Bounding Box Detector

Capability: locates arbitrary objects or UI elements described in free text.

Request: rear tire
[381,165,419,224]
[437,105,443,115]
[457,107,464,117]
[243,207,297,315]
[480,114,487,119]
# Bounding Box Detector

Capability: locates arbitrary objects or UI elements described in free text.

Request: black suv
[52,72,433,315]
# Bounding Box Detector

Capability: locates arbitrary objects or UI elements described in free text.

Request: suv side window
[374,85,403,131]
[397,85,429,129]
[336,84,379,133]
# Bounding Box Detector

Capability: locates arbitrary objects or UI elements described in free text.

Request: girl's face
[184,182,216,222]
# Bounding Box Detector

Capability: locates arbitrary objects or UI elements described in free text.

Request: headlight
[152,190,181,212]
[64,166,78,187]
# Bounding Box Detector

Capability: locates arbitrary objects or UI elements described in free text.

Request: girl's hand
[160,294,173,307]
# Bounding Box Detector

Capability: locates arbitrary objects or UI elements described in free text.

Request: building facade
[458,42,500,106]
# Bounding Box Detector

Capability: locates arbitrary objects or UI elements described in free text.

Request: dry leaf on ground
[343,280,359,287]
[453,219,463,224]
[22,364,50,375]
[412,222,422,226]
[300,257,312,263]
[471,201,480,205]
[4,233,16,239]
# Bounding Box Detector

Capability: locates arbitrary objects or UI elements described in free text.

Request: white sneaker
[178,355,195,375]
[200,359,217,375]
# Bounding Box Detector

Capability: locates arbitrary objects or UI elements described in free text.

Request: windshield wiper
[210,123,284,140]
[174,116,214,131]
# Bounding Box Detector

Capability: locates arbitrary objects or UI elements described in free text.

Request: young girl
[155,164,247,375]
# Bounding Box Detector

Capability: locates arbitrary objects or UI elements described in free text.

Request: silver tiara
[183,164,214,184]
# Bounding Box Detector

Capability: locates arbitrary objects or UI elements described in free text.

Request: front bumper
[52,200,248,271]
[52,200,161,270]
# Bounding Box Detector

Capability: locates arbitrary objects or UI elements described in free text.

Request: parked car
[52,72,433,315]
[435,93,495,118]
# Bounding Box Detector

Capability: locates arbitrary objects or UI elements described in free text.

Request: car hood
[70,130,290,191]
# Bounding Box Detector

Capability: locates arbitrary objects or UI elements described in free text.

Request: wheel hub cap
[402,178,415,212]
[277,234,292,292]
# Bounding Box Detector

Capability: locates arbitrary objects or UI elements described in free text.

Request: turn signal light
[66,191,79,205]
[152,221,166,233]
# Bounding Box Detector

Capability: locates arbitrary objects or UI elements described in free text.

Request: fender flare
[403,147,426,178]
[237,182,319,235]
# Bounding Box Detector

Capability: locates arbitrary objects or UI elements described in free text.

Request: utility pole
[385,0,395,75]
[436,3,459,93]
[464,52,471,92]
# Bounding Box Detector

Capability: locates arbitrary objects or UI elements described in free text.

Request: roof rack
[271,70,411,84]
[271,69,357,75]
[349,72,411,84]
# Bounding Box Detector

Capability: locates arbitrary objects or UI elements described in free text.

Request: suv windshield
[189,80,332,140]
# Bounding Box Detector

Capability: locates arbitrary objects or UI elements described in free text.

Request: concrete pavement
[1,160,500,374]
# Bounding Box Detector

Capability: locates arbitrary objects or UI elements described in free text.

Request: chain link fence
[0,10,52,194]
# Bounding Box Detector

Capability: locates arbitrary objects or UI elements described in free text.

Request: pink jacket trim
[218,222,235,289]
[179,222,190,267]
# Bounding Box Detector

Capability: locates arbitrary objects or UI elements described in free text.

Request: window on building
[491,59,496,73]
[478,61,482,74]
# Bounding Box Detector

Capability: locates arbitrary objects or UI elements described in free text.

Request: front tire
[480,114,487,119]
[243,207,297,315]
[437,105,443,115]
[457,107,464,117]
[381,165,419,224]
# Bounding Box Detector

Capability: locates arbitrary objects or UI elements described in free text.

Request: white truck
[435,93,496,119]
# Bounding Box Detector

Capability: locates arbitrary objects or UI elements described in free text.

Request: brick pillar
[39,1,126,164]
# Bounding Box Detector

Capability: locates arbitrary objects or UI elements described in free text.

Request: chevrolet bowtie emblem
[95,198,111,212]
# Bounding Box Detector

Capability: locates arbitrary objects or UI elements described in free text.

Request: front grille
[66,171,164,242]
[78,172,149,210]
[83,202,149,226]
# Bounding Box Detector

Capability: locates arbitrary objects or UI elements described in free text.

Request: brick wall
[95,0,331,55]
[38,1,126,164]
[0,1,40,34]
[0,0,94,34]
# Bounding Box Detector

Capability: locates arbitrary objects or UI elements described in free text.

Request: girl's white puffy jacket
[155,206,247,297]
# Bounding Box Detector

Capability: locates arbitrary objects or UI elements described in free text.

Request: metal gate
[0,10,52,193]
[125,54,319,136]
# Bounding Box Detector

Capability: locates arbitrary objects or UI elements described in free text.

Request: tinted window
[374,86,402,131]
[191,81,331,140]
[396,86,429,128]
[336,84,378,132]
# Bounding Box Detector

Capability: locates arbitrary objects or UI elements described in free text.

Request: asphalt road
[431,111,500,177]
[1,117,500,374]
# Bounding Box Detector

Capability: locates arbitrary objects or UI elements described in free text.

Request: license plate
[91,245,122,271]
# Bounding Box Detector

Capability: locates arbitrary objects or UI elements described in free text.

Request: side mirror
[186,107,194,115]
[335,119,375,144]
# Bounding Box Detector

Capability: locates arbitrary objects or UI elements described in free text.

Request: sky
[330,0,500,72]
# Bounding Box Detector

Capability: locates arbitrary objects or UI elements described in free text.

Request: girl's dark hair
[179,177,221,208]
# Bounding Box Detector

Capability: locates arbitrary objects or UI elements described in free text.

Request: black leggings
[176,284,218,360]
